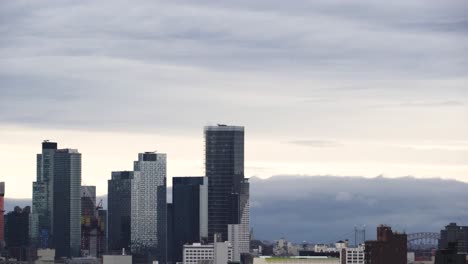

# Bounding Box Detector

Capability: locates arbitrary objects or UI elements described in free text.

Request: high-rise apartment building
[439,223,468,254]
[228,179,250,261]
[53,148,82,259]
[108,171,134,253]
[205,125,246,242]
[171,176,208,263]
[131,152,167,263]
[0,182,4,249]
[364,225,407,264]
[32,141,57,248]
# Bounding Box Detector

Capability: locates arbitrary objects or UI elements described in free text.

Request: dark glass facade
[108,171,134,253]
[53,149,81,259]
[172,176,207,262]
[439,223,468,254]
[5,206,30,247]
[32,141,57,248]
[167,203,173,264]
[5,206,31,261]
[205,125,244,242]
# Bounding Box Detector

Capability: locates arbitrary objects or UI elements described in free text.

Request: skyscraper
[131,152,167,263]
[205,125,245,242]
[108,171,134,253]
[32,141,57,248]
[171,176,208,263]
[53,148,82,258]
[0,182,4,249]
[228,179,250,261]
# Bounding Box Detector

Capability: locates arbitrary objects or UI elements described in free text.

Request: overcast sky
[1,0,467,198]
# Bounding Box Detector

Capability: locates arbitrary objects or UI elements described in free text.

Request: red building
[0,182,5,247]
[365,225,407,264]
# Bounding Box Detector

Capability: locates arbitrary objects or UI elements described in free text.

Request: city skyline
[1,0,467,198]
[1,1,466,263]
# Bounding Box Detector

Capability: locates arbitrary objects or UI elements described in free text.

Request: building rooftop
[204,125,244,132]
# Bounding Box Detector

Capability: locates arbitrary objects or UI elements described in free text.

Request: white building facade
[183,242,233,264]
[341,245,365,264]
[131,152,167,262]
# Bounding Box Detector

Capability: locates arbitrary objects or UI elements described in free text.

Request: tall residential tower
[205,125,248,244]
[108,171,134,253]
[171,176,208,263]
[131,152,167,263]
[32,141,57,248]
[53,148,82,258]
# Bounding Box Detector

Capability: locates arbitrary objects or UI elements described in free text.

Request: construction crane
[96,199,103,211]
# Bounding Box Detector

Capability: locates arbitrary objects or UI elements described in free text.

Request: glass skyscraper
[131,152,167,263]
[171,176,208,263]
[32,141,57,248]
[108,171,134,253]
[53,148,82,258]
[205,125,245,242]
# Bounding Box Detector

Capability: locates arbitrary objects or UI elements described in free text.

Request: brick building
[364,225,407,264]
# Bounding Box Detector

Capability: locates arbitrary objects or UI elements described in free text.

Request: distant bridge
[407,232,439,250]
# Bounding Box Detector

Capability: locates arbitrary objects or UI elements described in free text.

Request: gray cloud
[5,175,468,243]
[0,0,466,135]
[249,175,468,242]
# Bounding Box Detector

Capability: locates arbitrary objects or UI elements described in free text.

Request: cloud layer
[249,175,468,242]
[6,175,468,242]
[0,0,467,134]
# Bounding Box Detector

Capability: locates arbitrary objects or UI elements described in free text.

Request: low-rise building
[183,242,233,264]
[341,245,365,264]
[102,255,132,264]
[254,256,340,264]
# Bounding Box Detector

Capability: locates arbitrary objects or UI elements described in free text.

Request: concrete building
[205,125,246,242]
[364,225,407,264]
[53,148,82,259]
[254,256,340,264]
[131,152,167,263]
[341,245,365,264]
[103,255,132,264]
[108,171,134,253]
[182,242,233,264]
[32,141,58,248]
[36,248,55,264]
[171,176,208,263]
